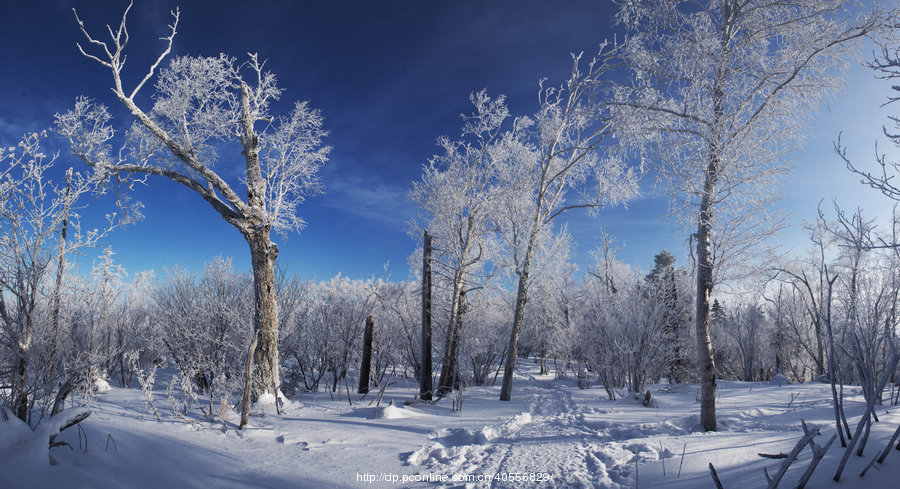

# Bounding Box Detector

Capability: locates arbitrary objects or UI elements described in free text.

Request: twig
[78,423,88,453]
[765,419,818,489]
[860,423,900,477]
[635,456,639,488]
[660,441,666,477]
[373,372,394,407]
[105,433,118,452]
[678,443,686,478]
[709,463,725,489]
[344,376,353,406]
[758,452,789,459]
[50,440,73,450]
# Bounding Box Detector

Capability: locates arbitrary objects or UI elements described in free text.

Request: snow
[94,377,112,393]
[2,366,900,488]
[770,373,790,386]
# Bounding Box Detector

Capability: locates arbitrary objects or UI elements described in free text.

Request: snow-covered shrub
[151,258,252,421]
[281,276,377,393]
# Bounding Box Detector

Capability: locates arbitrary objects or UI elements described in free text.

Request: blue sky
[0,1,895,282]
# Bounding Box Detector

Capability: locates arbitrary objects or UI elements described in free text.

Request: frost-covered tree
[460,290,510,386]
[0,132,119,423]
[55,4,330,418]
[719,303,769,381]
[409,90,506,396]
[495,52,638,401]
[644,250,693,383]
[285,276,377,393]
[577,258,676,397]
[519,262,580,377]
[372,280,421,383]
[841,32,900,201]
[611,0,888,431]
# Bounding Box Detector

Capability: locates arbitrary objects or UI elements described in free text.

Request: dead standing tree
[56,3,329,426]
[420,230,433,400]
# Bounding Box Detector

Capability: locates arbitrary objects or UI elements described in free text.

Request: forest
[3,1,900,488]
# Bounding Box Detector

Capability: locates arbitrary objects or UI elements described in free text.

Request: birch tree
[54,3,329,414]
[496,51,638,401]
[611,0,888,431]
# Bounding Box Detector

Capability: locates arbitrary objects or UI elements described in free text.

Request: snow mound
[252,391,290,414]
[770,373,790,386]
[0,406,91,472]
[592,418,691,439]
[407,443,451,466]
[430,427,491,446]
[255,392,278,411]
[93,378,111,393]
[374,404,407,419]
[342,404,413,420]
[0,407,36,451]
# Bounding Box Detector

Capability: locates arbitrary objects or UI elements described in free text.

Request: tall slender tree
[496,51,638,401]
[611,0,889,431]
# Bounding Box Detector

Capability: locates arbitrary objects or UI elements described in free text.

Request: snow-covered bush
[151,258,252,420]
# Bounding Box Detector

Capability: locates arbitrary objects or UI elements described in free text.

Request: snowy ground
[4,364,900,488]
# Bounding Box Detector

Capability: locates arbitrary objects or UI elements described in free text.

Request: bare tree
[611,0,888,431]
[55,3,329,418]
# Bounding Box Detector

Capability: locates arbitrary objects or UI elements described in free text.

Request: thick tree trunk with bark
[420,230,433,400]
[358,316,374,394]
[694,19,728,431]
[247,230,279,400]
[240,81,281,403]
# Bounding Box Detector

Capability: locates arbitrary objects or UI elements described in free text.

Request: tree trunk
[247,230,280,400]
[13,293,35,422]
[814,322,826,376]
[240,332,258,429]
[358,316,374,394]
[48,170,72,383]
[420,230,433,400]
[438,279,465,396]
[695,164,718,432]
[14,351,28,421]
[500,267,531,401]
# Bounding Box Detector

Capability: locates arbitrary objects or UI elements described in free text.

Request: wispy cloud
[320,163,414,231]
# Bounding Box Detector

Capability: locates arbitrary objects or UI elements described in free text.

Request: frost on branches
[54,2,329,426]
[610,0,891,432]
[0,132,123,424]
